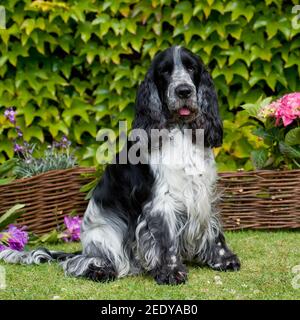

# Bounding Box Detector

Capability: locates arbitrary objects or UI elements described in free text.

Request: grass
[0,230,299,300]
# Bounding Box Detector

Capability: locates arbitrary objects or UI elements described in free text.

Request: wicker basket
[0,167,94,235]
[0,168,299,234]
[218,169,300,230]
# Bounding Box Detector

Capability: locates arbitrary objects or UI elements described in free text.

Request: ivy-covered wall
[0,0,299,170]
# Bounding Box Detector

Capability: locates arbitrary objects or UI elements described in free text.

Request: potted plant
[218,93,300,230]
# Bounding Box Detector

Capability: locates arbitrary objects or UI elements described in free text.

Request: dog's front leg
[197,232,241,271]
[136,211,187,285]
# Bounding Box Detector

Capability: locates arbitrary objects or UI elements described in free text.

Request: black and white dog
[0,46,240,285]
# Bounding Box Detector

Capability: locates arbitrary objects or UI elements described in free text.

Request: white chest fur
[147,129,218,247]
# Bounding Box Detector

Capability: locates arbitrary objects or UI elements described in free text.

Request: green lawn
[0,230,299,300]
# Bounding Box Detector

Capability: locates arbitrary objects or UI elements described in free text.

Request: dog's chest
[149,130,217,223]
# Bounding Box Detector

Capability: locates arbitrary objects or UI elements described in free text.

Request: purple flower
[0,225,28,252]
[61,136,71,148]
[16,126,23,137]
[62,216,81,242]
[23,141,33,155]
[54,136,71,150]
[7,225,28,250]
[14,143,24,153]
[0,234,5,252]
[4,107,16,124]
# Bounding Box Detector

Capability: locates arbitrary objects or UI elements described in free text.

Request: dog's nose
[175,84,193,99]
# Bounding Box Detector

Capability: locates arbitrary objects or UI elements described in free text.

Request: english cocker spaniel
[0,46,240,285]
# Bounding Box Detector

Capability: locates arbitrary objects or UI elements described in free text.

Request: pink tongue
[178,107,191,116]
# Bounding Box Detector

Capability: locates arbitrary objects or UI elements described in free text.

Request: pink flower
[260,92,300,127]
[258,101,279,118]
[62,216,82,242]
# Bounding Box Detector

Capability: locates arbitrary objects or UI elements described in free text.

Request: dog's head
[133,46,223,147]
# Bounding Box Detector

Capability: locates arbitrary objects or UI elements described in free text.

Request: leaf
[285,128,300,146]
[23,104,36,126]
[232,61,249,80]
[241,102,260,118]
[0,204,26,230]
[0,158,18,177]
[233,138,253,158]
[21,19,35,36]
[251,149,268,169]
[23,126,44,143]
[172,1,193,25]
[266,21,278,39]
[126,20,137,34]
[0,177,15,185]
[251,45,272,62]
[37,229,59,244]
[279,142,300,159]
[80,178,100,200]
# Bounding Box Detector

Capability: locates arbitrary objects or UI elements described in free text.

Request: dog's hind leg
[60,250,118,282]
[61,200,131,282]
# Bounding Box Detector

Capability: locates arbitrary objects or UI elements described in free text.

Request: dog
[0,46,240,285]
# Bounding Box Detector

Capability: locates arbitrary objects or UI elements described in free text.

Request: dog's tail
[0,247,79,265]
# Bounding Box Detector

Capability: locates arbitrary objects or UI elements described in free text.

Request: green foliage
[0,158,17,184]
[13,145,77,179]
[0,145,77,180]
[29,229,61,245]
[0,204,25,230]
[0,0,300,171]
[80,166,105,200]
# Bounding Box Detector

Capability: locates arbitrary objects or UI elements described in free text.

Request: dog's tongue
[178,107,191,116]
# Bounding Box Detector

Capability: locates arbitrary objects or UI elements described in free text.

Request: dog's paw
[210,254,241,272]
[153,264,188,285]
[85,263,117,282]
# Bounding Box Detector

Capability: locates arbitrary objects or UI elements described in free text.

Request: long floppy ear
[197,68,223,148]
[133,68,164,132]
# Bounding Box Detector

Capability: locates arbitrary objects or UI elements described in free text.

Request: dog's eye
[187,66,195,73]
[159,65,172,75]
[162,68,170,75]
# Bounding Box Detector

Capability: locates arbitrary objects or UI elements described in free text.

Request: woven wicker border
[0,167,94,235]
[218,169,300,230]
[0,168,299,234]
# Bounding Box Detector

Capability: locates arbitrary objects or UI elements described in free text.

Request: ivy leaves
[0,0,300,169]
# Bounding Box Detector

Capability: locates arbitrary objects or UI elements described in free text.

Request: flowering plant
[0,225,28,252]
[0,213,81,251]
[0,107,77,182]
[0,204,27,251]
[242,93,300,169]
[61,215,82,242]
[27,214,82,245]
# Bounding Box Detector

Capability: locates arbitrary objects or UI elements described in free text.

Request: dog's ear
[133,68,164,132]
[197,68,223,148]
